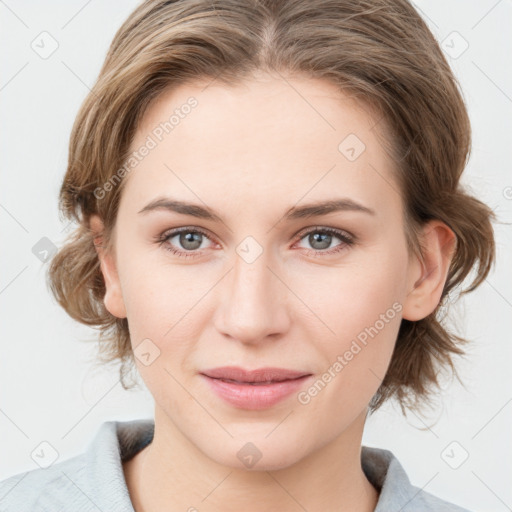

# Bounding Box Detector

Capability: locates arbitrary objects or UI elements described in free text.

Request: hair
[47,0,496,416]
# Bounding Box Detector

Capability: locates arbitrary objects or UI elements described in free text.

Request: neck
[124,407,379,512]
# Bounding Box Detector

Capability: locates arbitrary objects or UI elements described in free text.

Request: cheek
[295,249,407,400]
[116,240,189,326]
[297,292,401,425]
[295,246,406,335]
[117,256,204,409]
[116,249,215,376]
[122,271,199,347]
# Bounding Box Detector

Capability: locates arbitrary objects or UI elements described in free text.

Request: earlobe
[89,214,127,319]
[402,220,456,321]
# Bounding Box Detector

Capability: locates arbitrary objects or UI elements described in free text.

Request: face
[96,71,430,470]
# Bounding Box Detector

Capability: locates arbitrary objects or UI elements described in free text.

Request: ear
[90,214,127,318]
[402,220,456,321]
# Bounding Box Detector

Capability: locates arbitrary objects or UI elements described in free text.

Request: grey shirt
[0,418,470,511]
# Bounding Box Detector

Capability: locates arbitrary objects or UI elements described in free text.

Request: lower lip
[201,374,312,410]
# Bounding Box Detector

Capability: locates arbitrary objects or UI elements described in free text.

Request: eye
[157,227,215,258]
[156,225,355,259]
[294,226,355,256]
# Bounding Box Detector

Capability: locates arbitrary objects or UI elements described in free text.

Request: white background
[1,1,511,510]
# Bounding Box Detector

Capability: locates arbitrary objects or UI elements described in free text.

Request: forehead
[121,73,401,220]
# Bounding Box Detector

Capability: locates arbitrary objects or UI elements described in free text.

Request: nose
[213,243,291,345]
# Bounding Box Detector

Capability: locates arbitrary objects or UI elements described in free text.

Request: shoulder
[0,451,88,512]
[0,418,153,512]
[362,446,472,512]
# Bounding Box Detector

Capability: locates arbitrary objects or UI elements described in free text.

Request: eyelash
[156,225,355,259]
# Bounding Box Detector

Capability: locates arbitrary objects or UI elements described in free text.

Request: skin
[90,71,455,512]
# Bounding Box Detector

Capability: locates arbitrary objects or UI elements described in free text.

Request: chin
[199,435,309,472]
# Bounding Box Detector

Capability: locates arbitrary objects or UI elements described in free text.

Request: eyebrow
[137,197,376,221]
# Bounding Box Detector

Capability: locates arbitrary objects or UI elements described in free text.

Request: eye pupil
[180,232,202,250]
[310,232,331,250]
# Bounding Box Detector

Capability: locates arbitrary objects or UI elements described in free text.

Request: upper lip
[200,366,311,383]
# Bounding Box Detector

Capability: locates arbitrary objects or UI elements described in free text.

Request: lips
[200,366,311,384]
[200,367,314,410]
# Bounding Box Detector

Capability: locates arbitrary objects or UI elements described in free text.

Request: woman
[0,0,495,510]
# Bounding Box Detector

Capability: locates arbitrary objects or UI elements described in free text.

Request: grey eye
[307,232,333,250]
[176,231,204,250]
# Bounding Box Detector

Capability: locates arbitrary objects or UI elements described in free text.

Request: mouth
[207,376,307,385]
[199,366,313,410]
[200,371,313,410]
[200,366,312,384]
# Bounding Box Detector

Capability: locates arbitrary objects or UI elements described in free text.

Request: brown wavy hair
[47,0,496,416]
